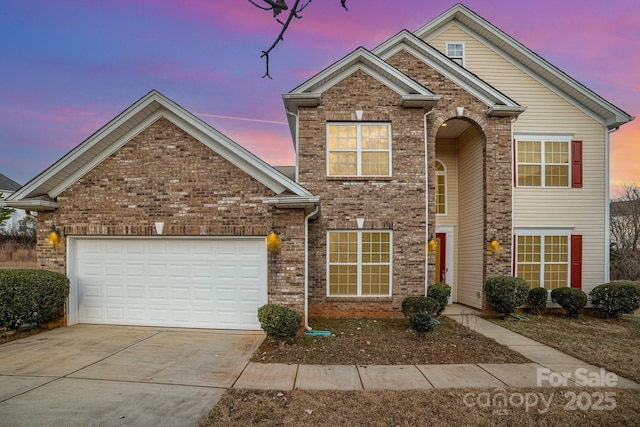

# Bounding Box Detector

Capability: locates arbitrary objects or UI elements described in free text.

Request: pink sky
[0,0,637,196]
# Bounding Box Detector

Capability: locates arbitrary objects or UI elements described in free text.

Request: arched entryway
[434,117,486,308]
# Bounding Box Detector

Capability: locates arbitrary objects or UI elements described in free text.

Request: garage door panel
[73,238,267,329]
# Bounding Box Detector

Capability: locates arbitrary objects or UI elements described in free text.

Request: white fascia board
[379,43,495,107]
[375,31,519,108]
[10,91,164,201]
[4,198,59,211]
[291,47,433,98]
[49,110,164,198]
[419,9,632,128]
[413,4,466,39]
[487,105,528,117]
[266,195,320,215]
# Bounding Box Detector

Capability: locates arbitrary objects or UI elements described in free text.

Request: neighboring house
[0,172,27,232]
[6,4,633,329]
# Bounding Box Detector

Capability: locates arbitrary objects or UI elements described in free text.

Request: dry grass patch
[0,238,36,268]
[487,312,640,383]
[200,388,640,427]
[252,317,529,365]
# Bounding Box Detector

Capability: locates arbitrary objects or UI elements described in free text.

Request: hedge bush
[484,276,529,317]
[401,296,439,318]
[427,282,452,316]
[257,304,301,341]
[550,287,587,318]
[589,281,640,318]
[527,287,548,315]
[409,312,435,335]
[0,269,69,329]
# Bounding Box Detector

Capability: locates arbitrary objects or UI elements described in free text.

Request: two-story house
[6,4,632,329]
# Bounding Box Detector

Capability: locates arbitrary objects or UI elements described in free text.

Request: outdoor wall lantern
[427,234,438,253]
[267,226,281,253]
[47,224,61,249]
[487,233,502,255]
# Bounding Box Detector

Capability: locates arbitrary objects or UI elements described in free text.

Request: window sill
[326,176,393,182]
[326,296,393,302]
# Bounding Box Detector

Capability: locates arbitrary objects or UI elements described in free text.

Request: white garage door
[70,237,267,329]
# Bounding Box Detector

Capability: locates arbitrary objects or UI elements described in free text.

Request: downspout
[604,126,619,283]
[510,115,519,275]
[424,107,434,296]
[304,205,319,330]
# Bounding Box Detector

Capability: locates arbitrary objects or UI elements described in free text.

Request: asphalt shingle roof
[0,173,21,192]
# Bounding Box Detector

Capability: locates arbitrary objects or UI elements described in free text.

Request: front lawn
[486,312,640,383]
[200,388,640,427]
[252,316,529,365]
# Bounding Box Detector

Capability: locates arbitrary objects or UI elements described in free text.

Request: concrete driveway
[0,324,264,427]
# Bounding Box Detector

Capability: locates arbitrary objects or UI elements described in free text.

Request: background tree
[0,193,15,229]
[249,0,348,78]
[610,182,640,280]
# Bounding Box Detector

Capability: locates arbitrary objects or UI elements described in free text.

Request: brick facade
[300,50,513,317]
[36,117,307,317]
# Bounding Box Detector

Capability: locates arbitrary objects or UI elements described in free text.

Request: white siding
[427,25,608,292]
[435,139,458,300]
[456,127,484,308]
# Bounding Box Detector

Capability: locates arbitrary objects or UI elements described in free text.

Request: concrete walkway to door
[0,325,264,427]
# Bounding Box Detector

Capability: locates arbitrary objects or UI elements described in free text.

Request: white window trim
[445,42,465,67]
[435,159,447,216]
[514,227,573,289]
[326,230,393,297]
[326,122,392,177]
[514,133,574,188]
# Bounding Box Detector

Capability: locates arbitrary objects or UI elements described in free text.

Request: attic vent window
[446,42,465,67]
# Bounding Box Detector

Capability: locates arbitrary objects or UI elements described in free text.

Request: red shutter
[570,235,582,289]
[513,139,518,187]
[571,140,583,188]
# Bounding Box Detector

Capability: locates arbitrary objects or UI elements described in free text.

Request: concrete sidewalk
[233,305,640,391]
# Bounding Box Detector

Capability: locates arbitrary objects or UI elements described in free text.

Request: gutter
[423,107,434,296]
[304,205,320,330]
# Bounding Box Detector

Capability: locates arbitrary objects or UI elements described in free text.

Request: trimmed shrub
[257,304,301,341]
[589,281,640,318]
[401,296,439,318]
[527,287,548,315]
[550,287,587,318]
[484,276,529,317]
[427,282,452,316]
[0,269,70,329]
[409,312,435,335]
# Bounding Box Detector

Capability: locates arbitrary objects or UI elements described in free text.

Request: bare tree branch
[249,0,348,78]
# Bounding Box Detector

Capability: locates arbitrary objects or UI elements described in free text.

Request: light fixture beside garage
[267,226,281,253]
[47,224,61,249]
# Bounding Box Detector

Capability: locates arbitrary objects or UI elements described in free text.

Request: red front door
[436,232,446,283]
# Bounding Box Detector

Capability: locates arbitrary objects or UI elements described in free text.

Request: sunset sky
[1,0,637,196]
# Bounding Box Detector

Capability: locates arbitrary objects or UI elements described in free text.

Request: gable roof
[283,47,441,147]
[414,3,633,129]
[0,173,21,193]
[7,90,318,212]
[372,30,526,117]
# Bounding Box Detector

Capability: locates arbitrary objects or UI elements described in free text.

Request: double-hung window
[516,232,570,290]
[446,42,465,66]
[515,135,573,187]
[327,123,391,177]
[328,230,392,296]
